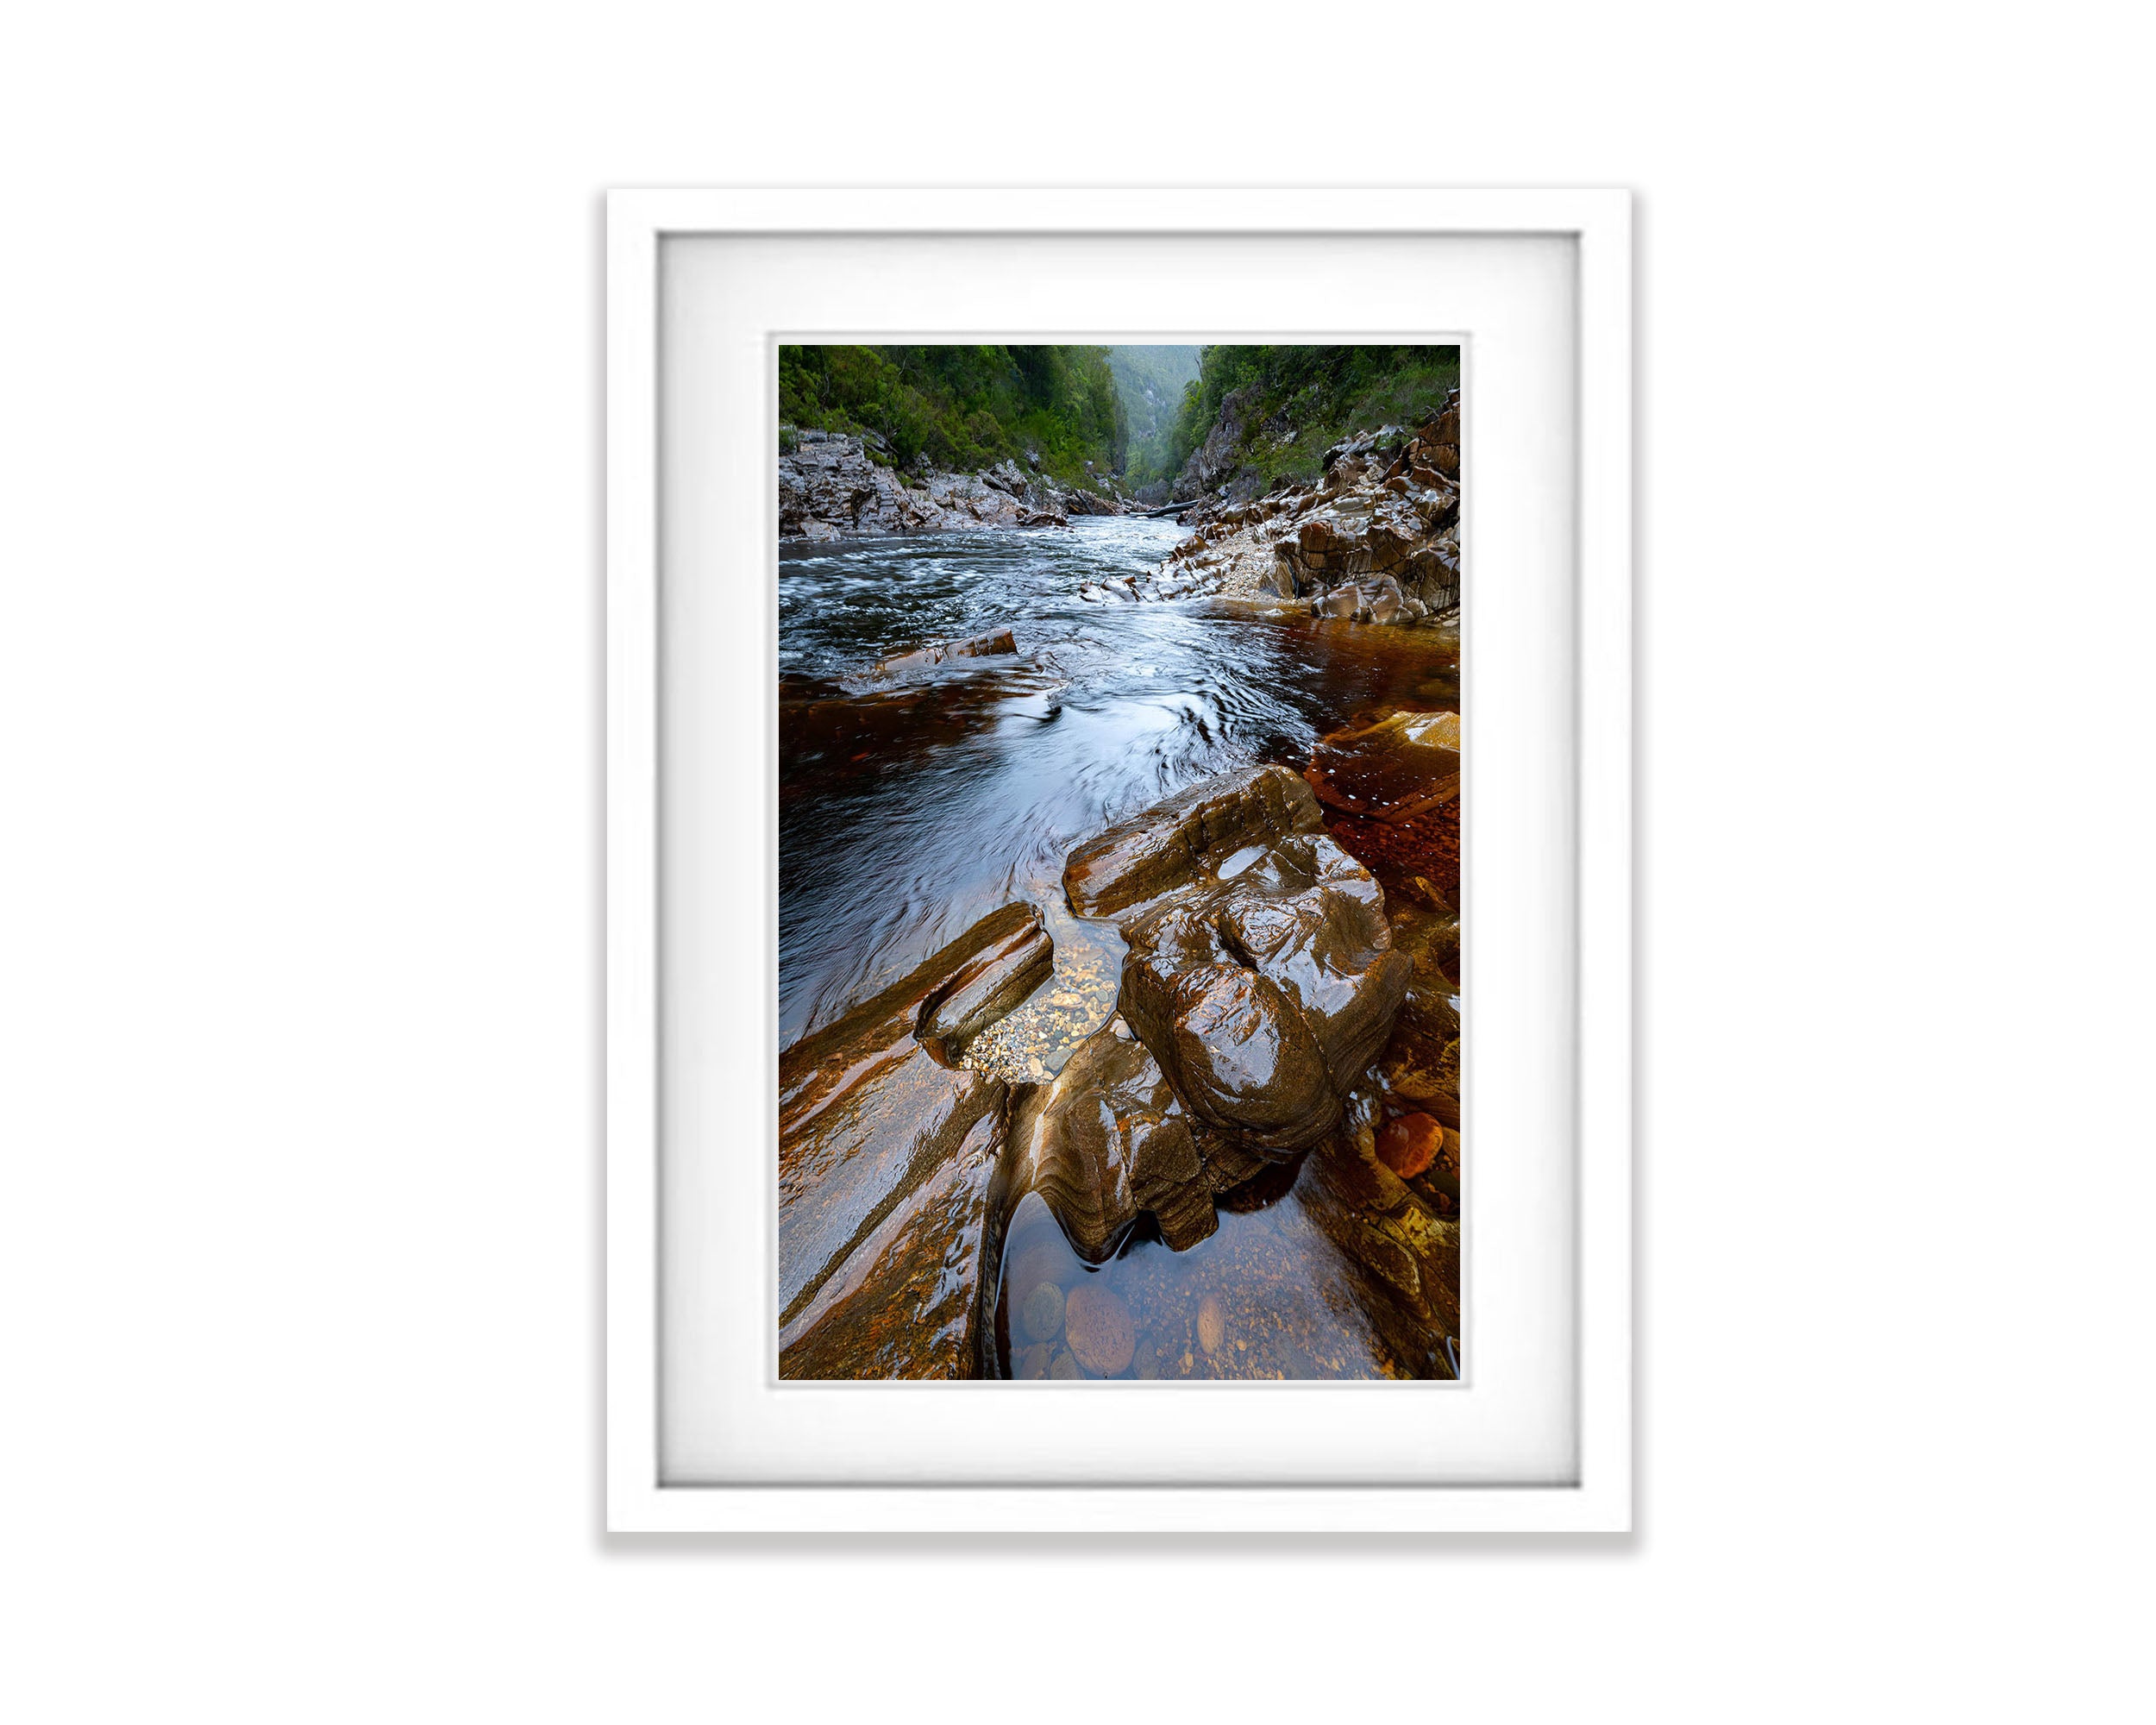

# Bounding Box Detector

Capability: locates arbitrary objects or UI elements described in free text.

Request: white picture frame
[607,188,1633,1534]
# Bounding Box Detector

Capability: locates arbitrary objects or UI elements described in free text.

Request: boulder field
[779,430,1134,543]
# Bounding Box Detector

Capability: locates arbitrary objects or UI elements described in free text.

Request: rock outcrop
[1000,1013,1287,1261]
[874,628,1018,678]
[1175,384,1269,499]
[914,903,1055,1063]
[778,1110,1006,1379]
[778,902,1050,1376]
[1297,1106,1462,1374]
[1094,390,1463,619]
[1005,1026,1200,1260]
[1118,831,1413,1152]
[1062,762,1323,918]
[1000,765,1415,1264]
[779,433,1138,543]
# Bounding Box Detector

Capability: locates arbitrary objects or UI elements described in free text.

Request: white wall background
[3,4,2148,1719]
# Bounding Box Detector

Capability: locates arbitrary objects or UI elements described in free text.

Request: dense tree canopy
[780,345,1127,484]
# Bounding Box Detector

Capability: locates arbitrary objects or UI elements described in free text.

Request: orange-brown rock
[779,1112,1005,1379]
[1064,1283,1136,1376]
[1005,1023,1205,1261]
[1062,763,1322,919]
[1018,1280,1066,1345]
[1376,1113,1442,1178]
[1301,1123,1461,1376]
[914,903,1053,1063]
[779,904,1044,1333]
[1118,832,1412,1152]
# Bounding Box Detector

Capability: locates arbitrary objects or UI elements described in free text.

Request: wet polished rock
[1062,763,1323,919]
[1005,1022,1205,1262]
[779,904,1046,1339]
[876,627,1018,677]
[914,902,1054,1063]
[779,1112,1005,1379]
[1376,1112,1442,1178]
[1301,1122,1462,1375]
[1117,833,1413,1153]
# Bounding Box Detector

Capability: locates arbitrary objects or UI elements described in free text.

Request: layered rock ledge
[777,901,1051,1377]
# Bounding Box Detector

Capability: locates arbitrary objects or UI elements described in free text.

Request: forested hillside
[779,345,1127,486]
[1144,345,1462,494]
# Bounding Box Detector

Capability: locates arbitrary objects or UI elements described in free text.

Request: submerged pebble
[1065,1284,1136,1376]
[1020,1281,1066,1344]
[1198,1293,1225,1356]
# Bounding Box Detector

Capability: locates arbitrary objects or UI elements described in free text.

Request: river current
[779,516,1455,1047]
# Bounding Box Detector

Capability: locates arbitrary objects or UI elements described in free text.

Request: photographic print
[776,344,1463,1382]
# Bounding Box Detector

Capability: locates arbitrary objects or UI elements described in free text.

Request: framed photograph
[607,188,1632,1532]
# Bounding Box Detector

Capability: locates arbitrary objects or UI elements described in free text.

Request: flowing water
[780,517,1456,1044]
[780,517,1461,1379]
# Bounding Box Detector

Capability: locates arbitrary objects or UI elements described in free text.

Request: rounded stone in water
[1065,1283,1136,1376]
[1198,1293,1226,1356]
[1020,1280,1065,1345]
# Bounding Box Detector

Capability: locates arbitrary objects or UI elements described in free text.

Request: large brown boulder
[777,903,1047,1334]
[1063,763,1323,919]
[1118,832,1413,1153]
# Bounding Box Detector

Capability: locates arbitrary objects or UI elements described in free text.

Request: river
[779,516,1457,1048]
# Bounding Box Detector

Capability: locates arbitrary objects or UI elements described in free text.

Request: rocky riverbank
[1078,390,1462,622]
[780,429,1138,543]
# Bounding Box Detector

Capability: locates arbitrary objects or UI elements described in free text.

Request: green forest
[779,345,1127,485]
[779,342,1459,497]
